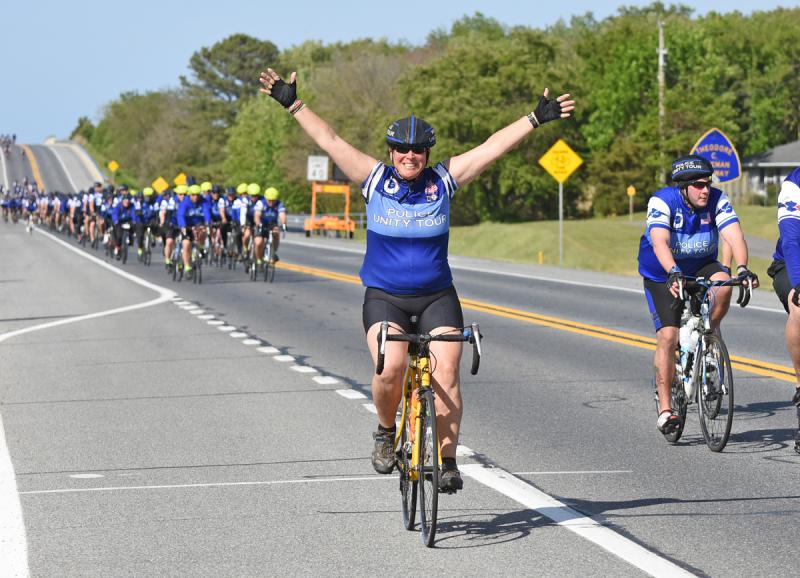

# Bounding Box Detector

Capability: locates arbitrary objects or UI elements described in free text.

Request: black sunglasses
[688,180,712,190]
[392,145,427,155]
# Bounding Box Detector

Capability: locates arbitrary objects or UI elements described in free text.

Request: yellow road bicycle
[376,318,482,547]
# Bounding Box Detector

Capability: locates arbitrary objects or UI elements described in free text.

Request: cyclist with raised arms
[260,67,574,491]
[638,155,758,435]
[766,167,800,453]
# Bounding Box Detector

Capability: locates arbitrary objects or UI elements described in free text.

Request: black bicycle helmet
[386,115,436,148]
[670,155,714,183]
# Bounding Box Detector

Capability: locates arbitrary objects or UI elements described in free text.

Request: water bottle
[678,310,693,370]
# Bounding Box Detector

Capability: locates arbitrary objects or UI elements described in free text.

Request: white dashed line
[207,320,225,326]
[218,326,236,332]
[198,315,215,320]
[242,339,261,346]
[258,346,280,354]
[229,332,248,338]
[273,355,295,362]
[189,310,204,315]
[290,365,318,374]
[336,389,366,400]
[69,474,105,479]
[314,376,341,385]
[362,403,378,414]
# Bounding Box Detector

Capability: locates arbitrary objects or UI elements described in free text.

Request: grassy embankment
[354,206,776,287]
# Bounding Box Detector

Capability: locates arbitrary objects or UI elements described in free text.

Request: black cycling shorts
[768,259,792,314]
[643,261,728,331]
[362,286,464,334]
[256,221,278,237]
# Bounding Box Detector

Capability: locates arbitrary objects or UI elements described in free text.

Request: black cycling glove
[528,93,564,127]
[667,265,684,290]
[269,77,297,108]
[736,265,758,286]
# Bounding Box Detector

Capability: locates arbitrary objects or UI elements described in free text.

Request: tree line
[71,3,800,223]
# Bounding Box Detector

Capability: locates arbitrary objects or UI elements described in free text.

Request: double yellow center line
[278,261,797,383]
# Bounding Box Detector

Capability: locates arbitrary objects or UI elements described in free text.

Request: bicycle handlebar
[375,321,483,376]
[674,276,753,309]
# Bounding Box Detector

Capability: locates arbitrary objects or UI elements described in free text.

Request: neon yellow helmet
[200,181,213,193]
[188,184,202,195]
[247,183,261,196]
[175,184,189,195]
[236,182,248,195]
[129,189,139,197]
[143,187,154,197]
[264,187,279,201]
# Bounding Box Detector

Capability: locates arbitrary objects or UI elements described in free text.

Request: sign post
[538,139,583,266]
[627,185,636,221]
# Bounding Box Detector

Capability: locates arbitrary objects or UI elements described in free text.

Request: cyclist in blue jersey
[254,186,286,266]
[261,67,574,490]
[111,190,139,260]
[161,186,184,268]
[766,167,800,453]
[177,184,211,279]
[638,155,758,434]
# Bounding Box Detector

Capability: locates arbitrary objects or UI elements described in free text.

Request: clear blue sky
[5,0,798,143]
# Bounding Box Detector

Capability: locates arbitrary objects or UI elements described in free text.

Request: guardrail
[287,213,366,233]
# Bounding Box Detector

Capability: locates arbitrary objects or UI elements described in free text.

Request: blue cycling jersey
[254,198,285,224]
[773,167,800,286]
[359,161,458,295]
[638,185,739,282]
[177,196,211,228]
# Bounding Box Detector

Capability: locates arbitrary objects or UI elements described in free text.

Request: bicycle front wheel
[399,411,417,530]
[697,334,734,452]
[417,388,439,547]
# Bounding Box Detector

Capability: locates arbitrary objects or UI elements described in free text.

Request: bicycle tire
[697,334,734,452]
[417,387,439,547]
[121,236,128,264]
[400,415,417,531]
[266,260,275,283]
[654,354,687,443]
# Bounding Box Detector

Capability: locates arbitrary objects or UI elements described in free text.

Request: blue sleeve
[203,200,212,224]
[177,198,187,228]
[780,219,800,287]
[111,204,120,225]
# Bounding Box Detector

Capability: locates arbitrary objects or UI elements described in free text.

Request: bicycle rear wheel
[399,409,417,531]
[697,334,734,452]
[417,387,439,547]
[654,355,687,443]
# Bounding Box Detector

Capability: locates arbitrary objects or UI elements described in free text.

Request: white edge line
[362,403,378,414]
[0,413,29,577]
[20,475,392,495]
[52,142,105,184]
[461,464,694,578]
[0,229,176,344]
[0,226,177,578]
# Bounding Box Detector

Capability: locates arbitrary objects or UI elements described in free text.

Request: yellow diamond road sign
[152,177,169,194]
[173,172,187,186]
[627,185,636,197]
[108,160,119,172]
[539,139,583,184]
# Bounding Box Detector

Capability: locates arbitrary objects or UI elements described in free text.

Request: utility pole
[658,19,667,185]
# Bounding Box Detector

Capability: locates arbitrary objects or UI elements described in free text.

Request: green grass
[733,205,778,241]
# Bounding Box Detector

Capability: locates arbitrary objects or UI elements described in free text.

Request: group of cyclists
[1,177,287,281]
[5,65,799,500]
[1,133,16,156]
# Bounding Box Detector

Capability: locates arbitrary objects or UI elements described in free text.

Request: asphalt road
[1,148,798,577]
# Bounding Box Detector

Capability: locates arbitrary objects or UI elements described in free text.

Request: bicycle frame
[395,348,437,482]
